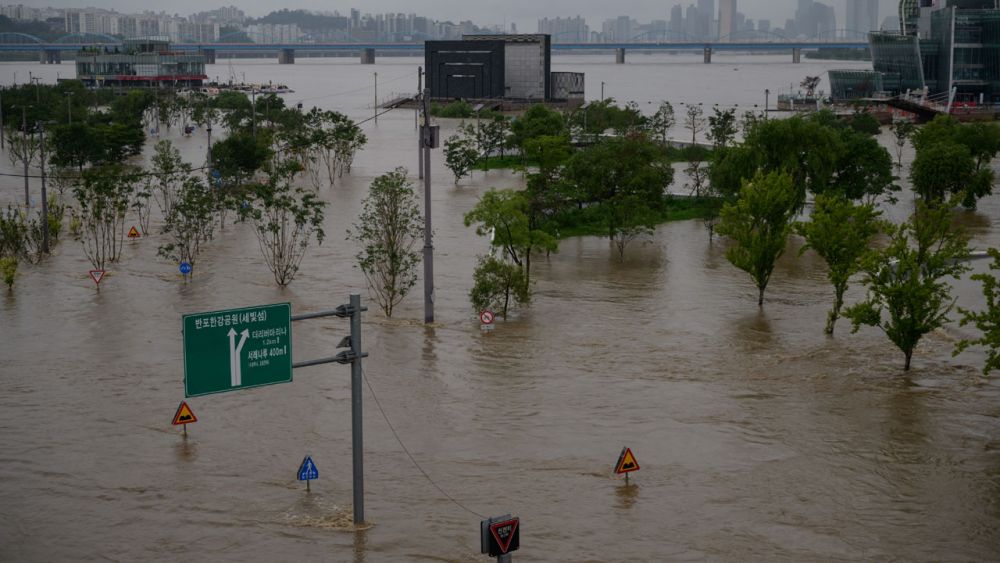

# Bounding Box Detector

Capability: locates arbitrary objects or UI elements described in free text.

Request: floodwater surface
[1,54,999,561]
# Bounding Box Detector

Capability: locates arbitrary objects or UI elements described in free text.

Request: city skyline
[5,1,893,34]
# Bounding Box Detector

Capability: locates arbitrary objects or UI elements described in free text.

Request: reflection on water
[2,55,1000,561]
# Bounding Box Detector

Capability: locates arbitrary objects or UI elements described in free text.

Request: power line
[362,367,486,519]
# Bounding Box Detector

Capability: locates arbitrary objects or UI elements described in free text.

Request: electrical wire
[0,164,211,180]
[361,366,486,519]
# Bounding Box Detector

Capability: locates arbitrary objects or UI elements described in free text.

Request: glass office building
[852,1,1000,103]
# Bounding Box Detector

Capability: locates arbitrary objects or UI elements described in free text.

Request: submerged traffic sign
[615,447,640,474]
[182,303,292,397]
[481,516,520,557]
[297,456,319,481]
[172,401,197,425]
[179,262,192,275]
[127,225,141,239]
[89,270,105,286]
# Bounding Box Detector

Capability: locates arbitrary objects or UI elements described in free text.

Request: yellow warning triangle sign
[615,447,640,474]
[127,225,141,239]
[172,401,197,425]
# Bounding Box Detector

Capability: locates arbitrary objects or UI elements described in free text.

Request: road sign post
[481,515,520,561]
[615,447,640,484]
[181,296,368,525]
[171,401,197,436]
[183,303,292,397]
[297,455,319,492]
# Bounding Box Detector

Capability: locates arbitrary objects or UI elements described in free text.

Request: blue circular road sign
[179,262,192,275]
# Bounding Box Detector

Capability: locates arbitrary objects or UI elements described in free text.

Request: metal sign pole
[421,88,434,324]
[349,293,365,524]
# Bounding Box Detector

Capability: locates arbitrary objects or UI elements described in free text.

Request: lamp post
[764,88,770,119]
[66,92,73,124]
[36,120,49,253]
[374,71,378,125]
[601,81,605,101]
[21,107,29,207]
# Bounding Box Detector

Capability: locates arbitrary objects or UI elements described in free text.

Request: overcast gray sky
[22,1,893,31]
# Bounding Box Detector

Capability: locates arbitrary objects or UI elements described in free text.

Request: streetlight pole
[206,123,213,169]
[251,88,257,139]
[421,87,434,324]
[37,121,49,254]
[21,107,29,207]
[764,89,770,119]
[417,67,423,179]
[601,81,605,100]
[374,72,378,125]
[67,92,72,125]
[1,88,5,150]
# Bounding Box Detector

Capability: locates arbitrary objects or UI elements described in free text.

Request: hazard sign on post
[615,447,640,475]
[481,515,519,558]
[89,270,105,286]
[127,225,141,239]
[172,401,197,436]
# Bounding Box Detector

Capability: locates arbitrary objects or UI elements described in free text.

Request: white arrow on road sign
[228,328,250,387]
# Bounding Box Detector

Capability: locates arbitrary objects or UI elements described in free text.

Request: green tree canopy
[844,202,971,370]
[716,171,800,306]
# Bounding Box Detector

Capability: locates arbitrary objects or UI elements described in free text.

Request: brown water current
[1,55,1000,561]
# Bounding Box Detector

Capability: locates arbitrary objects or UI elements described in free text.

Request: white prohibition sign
[480,310,495,325]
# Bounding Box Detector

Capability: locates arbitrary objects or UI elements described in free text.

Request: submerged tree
[796,195,884,334]
[716,171,799,307]
[891,119,915,170]
[469,255,530,320]
[955,248,1000,375]
[348,168,424,317]
[844,202,970,371]
[444,134,478,184]
[73,165,137,271]
[157,176,217,282]
[684,104,706,145]
[239,162,326,286]
[647,100,676,145]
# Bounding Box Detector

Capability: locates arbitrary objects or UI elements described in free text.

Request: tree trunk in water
[904,348,913,371]
[758,287,764,307]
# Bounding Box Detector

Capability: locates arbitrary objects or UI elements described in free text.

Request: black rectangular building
[425,40,506,100]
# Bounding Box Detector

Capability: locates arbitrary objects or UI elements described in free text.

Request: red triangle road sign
[172,401,197,425]
[127,225,141,239]
[89,270,105,285]
[615,447,640,474]
[489,518,519,555]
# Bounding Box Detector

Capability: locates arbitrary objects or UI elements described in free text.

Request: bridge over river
[0,32,868,65]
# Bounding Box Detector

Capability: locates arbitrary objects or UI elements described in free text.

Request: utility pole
[349,293,365,524]
[417,67,423,179]
[206,123,213,169]
[251,88,257,139]
[374,72,378,125]
[1,88,5,150]
[37,121,49,253]
[421,88,435,324]
[21,107,29,207]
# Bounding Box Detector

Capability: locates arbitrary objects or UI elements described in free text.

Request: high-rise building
[794,0,814,37]
[718,0,737,41]
[847,0,879,35]
[537,16,589,43]
[669,4,684,37]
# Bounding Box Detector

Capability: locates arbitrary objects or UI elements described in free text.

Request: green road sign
[183,303,292,397]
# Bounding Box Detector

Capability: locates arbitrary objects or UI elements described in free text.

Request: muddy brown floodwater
[2,55,999,561]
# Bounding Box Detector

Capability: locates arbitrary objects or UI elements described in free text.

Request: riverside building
[75,37,208,88]
[859,0,1000,102]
